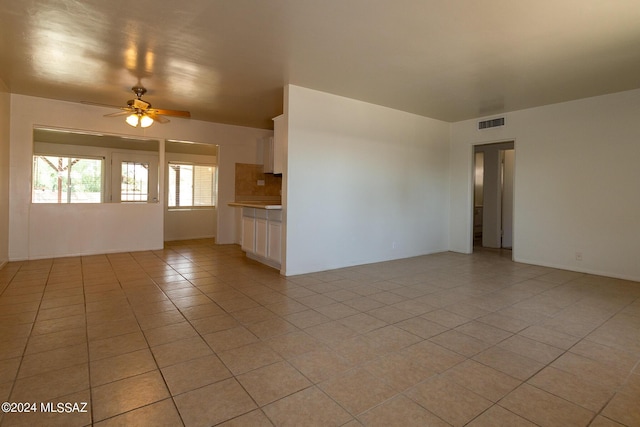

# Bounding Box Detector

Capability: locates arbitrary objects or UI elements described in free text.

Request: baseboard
[512,256,640,283]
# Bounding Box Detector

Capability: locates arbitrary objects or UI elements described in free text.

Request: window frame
[32,128,160,205]
[167,161,217,210]
[109,152,159,203]
[31,153,105,204]
[119,160,151,203]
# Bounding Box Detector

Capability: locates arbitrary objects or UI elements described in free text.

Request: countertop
[228,201,282,210]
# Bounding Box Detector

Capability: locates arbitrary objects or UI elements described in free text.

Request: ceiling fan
[87,86,191,128]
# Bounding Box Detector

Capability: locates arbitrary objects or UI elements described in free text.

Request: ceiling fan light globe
[140,115,154,128]
[125,113,140,127]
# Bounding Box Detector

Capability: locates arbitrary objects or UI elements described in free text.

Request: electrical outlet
[257,179,265,186]
[575,252,583,261]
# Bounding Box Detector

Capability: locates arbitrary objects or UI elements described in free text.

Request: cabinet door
[272,115,284,174]
[263,137,274,173]
[267,221,281,263]
[255,218,268,258]
[241,216,256,252]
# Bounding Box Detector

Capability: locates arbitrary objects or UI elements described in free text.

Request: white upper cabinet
[263,136,274,173]
[272,114,285,175]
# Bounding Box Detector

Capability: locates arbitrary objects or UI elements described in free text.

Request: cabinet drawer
[268,210,282,222]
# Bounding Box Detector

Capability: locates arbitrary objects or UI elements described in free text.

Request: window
[32,155,103,203]
[168,163,216,207]
[120,161,149,202]
[33,128,160,204]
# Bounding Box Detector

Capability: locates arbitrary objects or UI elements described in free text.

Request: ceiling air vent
[478,117,505,130]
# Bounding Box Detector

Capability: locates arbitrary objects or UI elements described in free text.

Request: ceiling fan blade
[88,86,189,125]
[145,111,170,124]
[81,100,123,109]
[104,108,134,117]
[151,109,191,118]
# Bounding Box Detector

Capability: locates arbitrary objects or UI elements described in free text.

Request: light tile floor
[0,239,639,426]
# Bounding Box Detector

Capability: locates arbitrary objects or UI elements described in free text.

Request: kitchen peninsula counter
[228,201,282,210]
[229,201,282,270]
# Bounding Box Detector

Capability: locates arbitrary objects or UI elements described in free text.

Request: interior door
[501,149,514,248]
[473,141,514,252]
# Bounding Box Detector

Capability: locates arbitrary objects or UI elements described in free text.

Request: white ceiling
[1,0,639,129]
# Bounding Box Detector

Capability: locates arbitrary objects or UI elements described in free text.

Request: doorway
[473,141,514,251]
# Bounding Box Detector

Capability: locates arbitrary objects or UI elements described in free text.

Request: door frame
[471,140,515,255]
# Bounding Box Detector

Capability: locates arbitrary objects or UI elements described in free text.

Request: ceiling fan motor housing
[128,98,151,110]
[90,85,189,124]
[132,86,147,98]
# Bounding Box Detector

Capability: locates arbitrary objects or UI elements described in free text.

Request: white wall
[450,89,640,281]
[284,85,450,275]
[0,79,10,268]
[9,94,270,260]
[164,208,216,241]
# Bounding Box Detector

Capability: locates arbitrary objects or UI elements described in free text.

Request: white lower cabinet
[255,218,268,258]
[240,207,282,270]
[241,210,256,252]
[267,220,282,263]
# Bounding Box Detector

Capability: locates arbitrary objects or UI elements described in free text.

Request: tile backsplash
[235,163,282,202]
